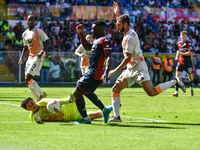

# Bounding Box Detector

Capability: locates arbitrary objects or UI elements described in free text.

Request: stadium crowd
[1,0,200,54]
[1,0,200,84]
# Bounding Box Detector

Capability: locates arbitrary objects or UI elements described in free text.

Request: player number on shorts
[188,67,192,73]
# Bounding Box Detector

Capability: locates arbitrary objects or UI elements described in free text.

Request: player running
[18,15,51,102]
[72,20,112,124]
[173,30,194,97]
[21,97,112,124]
[75,34,92,76]
[107,2,186,122]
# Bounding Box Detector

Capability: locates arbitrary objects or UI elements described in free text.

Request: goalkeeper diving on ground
[21,94,113,124]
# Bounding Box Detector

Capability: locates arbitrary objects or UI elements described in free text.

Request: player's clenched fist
[18,59,23,65]
[76,24,83,33]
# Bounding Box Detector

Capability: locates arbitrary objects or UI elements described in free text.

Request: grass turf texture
[0,85,200,150]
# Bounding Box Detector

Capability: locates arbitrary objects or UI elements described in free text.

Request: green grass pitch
[0,85,200,150]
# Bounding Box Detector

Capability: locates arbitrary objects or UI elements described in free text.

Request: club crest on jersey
[183,43,186,46]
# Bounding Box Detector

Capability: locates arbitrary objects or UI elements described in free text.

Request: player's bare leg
[88,111,103,120]
[187,73,194,96]
[26,73,46,101]
[173,71,182,97]
[108,71,127,122]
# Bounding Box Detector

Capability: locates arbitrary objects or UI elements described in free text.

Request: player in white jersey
[107,2,186,122]
[75,34,92,76]
[18,15,51,102]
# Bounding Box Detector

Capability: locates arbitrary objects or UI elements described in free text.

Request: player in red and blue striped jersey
[72,20,113,124]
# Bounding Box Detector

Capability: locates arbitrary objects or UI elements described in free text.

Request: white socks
[112,97,121,118]
[29,80,44,95]
[158,80,176,92]
[29,87,39,102]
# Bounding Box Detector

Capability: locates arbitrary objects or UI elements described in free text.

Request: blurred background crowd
[1,0,200,85]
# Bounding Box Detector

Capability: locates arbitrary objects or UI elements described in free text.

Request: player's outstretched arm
[113,2,120,17]
[76,24,89,50]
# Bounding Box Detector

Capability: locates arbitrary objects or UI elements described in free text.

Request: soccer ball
[47,99,62,114]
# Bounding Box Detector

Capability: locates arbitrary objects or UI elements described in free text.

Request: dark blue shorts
[76,75,102,94]
[176,65,192,74]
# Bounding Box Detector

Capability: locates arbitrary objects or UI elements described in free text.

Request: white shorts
[25,56,44,76]
[125,61,150,87]
[81,65,89,76]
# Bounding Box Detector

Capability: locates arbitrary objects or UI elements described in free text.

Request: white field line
[0,102,20,107]
[0,102,168,123]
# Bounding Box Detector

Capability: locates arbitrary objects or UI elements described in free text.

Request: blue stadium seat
[108,3,113,6]
[178,5,182,8]
[77,0,83,3]
[119,0,126,4]
[169,5,174,8]
[125,4,133,11]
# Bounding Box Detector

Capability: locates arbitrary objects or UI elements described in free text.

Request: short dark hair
[93,19,106,27]
[118,14,130,26]
[21,97,33,110]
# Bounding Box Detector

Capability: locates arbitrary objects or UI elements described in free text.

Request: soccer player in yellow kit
[21,96,110,123]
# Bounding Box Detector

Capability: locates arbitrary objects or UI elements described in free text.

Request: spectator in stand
[56,35,63,46]
[152,20,159,33]
[150,44,159,53]
[161,2,168,12]
[101,0,108,6]
[49,59,61,83]
[166,21,173,31]
[0,37,6,51]
[144,2,152,14]
[181,0,189,7]
[167,35,174,44]
[50,28,58,37]
[155,0,161,7]
[51,23,60,35]
[149,0,155,6]
[71,20,78,30]
[149,29,156,39]
[142,44,149,52]
[159,43,167,53]
[189,35,196,47]
[139,0,145,7]
[166,43,173,53]
[130,7,141,23]
[2,21,11,36]
[62,40,71,52]
[15,36,23,49]
[35,17,41,28]
[152,52,161,85]
[181,21,187,30]
[187,25,193,35]
[165,0,171,7]
[194,42,200,53]
[13,21,23,39]
[48,19,55,31]
[172,0,180,6]
[147,13,154,28]
[39,22,45,31]
[188,2,195,13]
[171,44,177,53]
[6,28,16,44]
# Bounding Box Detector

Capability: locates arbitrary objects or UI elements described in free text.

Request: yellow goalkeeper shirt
[30,98,82,122]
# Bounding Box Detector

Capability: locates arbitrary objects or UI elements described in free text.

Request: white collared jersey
[22,27,49,57]
[122,29,143,69]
